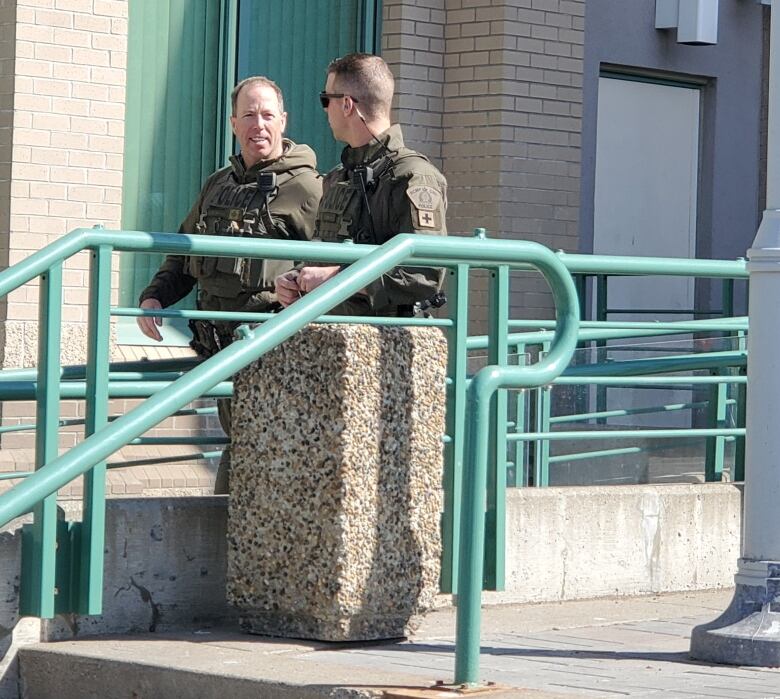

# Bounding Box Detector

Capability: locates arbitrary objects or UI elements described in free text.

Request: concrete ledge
[492,483,742,605]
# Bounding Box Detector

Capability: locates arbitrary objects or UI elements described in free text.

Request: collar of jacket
[340,124,404,171]
[228,139,316,184]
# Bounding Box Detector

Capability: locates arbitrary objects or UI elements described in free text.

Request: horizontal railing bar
[115,306,453,327]
[562,350,746,378]
[508,428,745,441]
[548,447,643,464]
[0,356,202,382]
[553,375,747,386]
[0,381,233,400]
[468,318,747,351]
[128,436,227,446]
[0,230,748,299]
[106,451,223,469]
[548,400,713,424]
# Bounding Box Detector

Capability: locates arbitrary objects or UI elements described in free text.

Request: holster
[188,319,233,359]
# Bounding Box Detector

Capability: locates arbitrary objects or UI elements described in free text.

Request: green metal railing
[0,227,580,689]
[0,226,752,687]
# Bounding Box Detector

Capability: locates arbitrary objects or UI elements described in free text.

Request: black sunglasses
[319,91,359,109]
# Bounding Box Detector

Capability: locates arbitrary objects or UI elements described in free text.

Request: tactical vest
[316,151,428,245]
[185,169,298,298]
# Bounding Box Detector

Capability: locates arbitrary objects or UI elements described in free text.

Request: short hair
[231,76,285,116]
[327,53,394,121]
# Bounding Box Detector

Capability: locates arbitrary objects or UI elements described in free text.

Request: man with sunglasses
[136,76,322,493]
[276,53,447,316]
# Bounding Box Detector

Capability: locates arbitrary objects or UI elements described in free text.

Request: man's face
[230,82,287,168]
[323,72,347,143]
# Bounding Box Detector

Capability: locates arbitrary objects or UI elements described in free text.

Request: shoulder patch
[407,184,441,212]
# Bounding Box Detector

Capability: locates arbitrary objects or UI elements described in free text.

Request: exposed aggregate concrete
[227,325,447,641]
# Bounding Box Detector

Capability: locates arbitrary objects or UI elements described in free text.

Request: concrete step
[16,590,742,699]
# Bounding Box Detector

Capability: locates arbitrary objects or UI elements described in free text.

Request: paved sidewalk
[20,588,780,698]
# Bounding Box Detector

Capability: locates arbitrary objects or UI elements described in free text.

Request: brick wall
[2,0,127,363]
[0,0,16,276]
[384,0,585,329]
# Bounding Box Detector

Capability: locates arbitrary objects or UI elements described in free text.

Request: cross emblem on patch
[420,212,434,228]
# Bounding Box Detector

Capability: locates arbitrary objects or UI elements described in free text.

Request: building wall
[581,0,765,314]
[0,0,128,368]
[385,0,585,328]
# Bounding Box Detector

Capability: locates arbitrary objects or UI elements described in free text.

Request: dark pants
[213,397,232,495]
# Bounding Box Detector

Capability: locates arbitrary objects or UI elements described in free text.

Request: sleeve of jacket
[364,169,447,312]
[137,183,208,308]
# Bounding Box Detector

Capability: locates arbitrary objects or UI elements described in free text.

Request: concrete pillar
[690,0,780,666]
[225,325,447,641]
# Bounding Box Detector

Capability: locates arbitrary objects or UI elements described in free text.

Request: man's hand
[275,270,302,308]
[297,266,340,293]
[137,298,164,341]
[276,266,342,307]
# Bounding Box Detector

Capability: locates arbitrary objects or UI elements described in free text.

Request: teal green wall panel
[236,0,380,172]
[119,0,231,343]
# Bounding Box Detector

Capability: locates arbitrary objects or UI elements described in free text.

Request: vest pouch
[216,255,243,277]
[316,182,360,242]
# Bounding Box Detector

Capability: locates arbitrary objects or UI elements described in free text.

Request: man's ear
[229,115,237,137]
[280,111,288,133]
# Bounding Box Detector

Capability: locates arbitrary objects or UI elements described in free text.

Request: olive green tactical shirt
[140,140,322,314]
[314,124,447,316]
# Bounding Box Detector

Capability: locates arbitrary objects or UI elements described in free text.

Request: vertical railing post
[441,263,470,593]
[20,263,63,617]
[595,274,608,422]
[533,342,552,487]
[485,264,509,589]
[79,243,112,613]
[512,342,528,487]
[704,370,727,482]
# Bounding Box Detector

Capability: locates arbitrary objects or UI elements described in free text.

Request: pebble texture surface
[226,325,446,641]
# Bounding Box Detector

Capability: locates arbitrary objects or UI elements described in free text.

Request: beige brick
[107,120,123,136]
[50,131,88,149]
[67,184,103,202]
[70,115,108,135]
[52,62,89,81]
[72,47,110,66]
[32,112,70,131]
[18,0,55,8]
[12,163,49,180]
[31,77,71,97]
[30,147,69,166]
[35,8,75,28]
[27,214,66,234]
[86,169,121,187]
[29,181,67,200]
[74,12,111,32]
[86,202,120,220]
[94,0,127,17]
[15,58,53,78]
[110,50,126,69]
[54,0,94,13]
[68,150,105,168]
[10,182,30,198]
[50,199,86,218]
[52,27,92,48]
[72,82,109,101]
[91,32,125,51]
[50,165,87,183]
[88,134,122,153]
[53,97,91,116]
[11,145,32,163]
[101,187,122,203]
[11,197,47,216]
[16,23,55,44]
[89,101,123,119]
[91,66,124,85]
[110,17,127,35]
[15,41,34,59]
[12,129,45,147]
